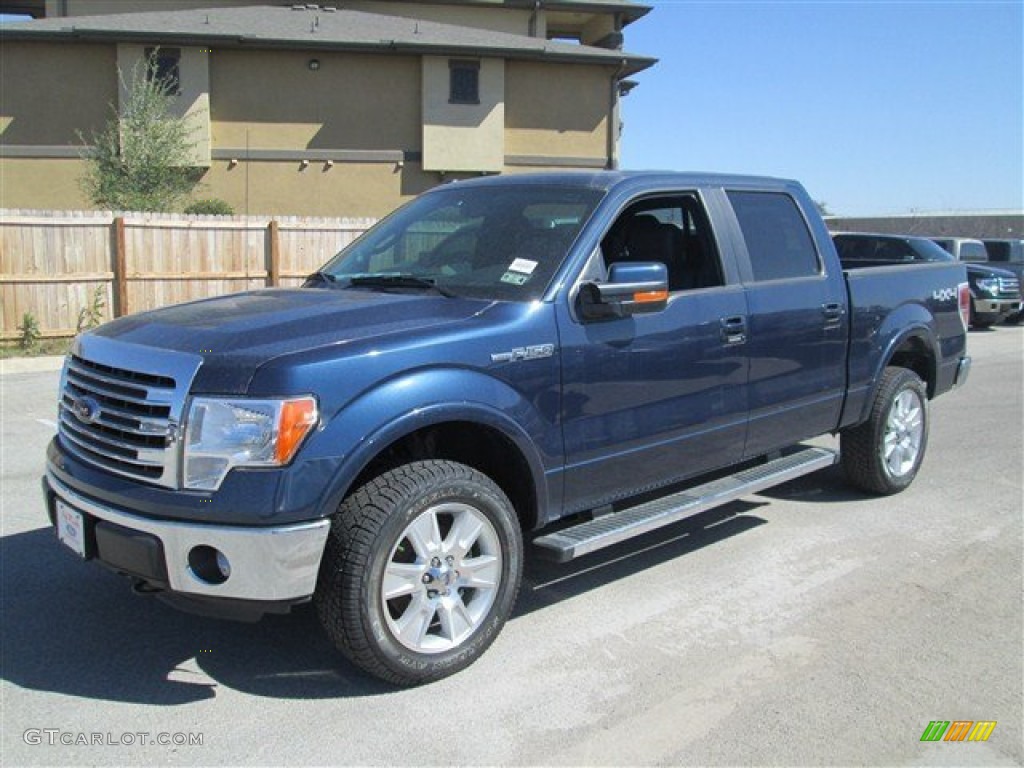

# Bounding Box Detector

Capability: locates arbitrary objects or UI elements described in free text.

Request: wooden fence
[0,210,376,340]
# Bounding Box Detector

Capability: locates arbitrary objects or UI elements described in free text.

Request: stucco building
[0,0,655,216]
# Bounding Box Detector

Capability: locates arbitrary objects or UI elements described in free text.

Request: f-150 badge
[490,344,555,363]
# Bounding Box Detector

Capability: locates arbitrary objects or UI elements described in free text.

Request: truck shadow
[755,463,866,503]
[518,501,768,618]
[1,469,849,703]
[0,528,389,703]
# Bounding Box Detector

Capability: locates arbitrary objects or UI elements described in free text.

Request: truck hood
[91,288,493,393]
[966,263,1016,279]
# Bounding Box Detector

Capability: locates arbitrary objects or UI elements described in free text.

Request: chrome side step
[533,447,838,562]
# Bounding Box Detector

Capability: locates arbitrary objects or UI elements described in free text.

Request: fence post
[113,216,128,317]
[267,219,280,287]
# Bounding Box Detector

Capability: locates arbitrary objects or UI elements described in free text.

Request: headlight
[975,277,1000,295]
[184,396,318,490]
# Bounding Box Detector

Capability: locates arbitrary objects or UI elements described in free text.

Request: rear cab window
[727,191,821,281]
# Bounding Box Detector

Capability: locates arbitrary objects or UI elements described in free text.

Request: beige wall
[0,154,438,217]
[116,43,212,166]
[505,60,610,161]
[203,159,437,218]
[210,50,420,152]
[580,14,617,46]
[1,38,620,214]
[0,41,115,145]
[422,56,504,172]
[0,158,91,209]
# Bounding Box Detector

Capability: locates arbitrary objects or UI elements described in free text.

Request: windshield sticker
[507,258,538,275]
[500,271,530,286]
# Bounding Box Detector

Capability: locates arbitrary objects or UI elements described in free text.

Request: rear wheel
[841,367,929,495]
[315,460,523,686]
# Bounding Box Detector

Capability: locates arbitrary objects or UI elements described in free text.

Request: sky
[619,1,1024,216]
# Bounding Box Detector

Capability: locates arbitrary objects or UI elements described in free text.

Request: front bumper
[973,297,1022,317]
[43,470,330,605]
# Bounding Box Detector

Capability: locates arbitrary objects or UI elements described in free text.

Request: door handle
[720,315,747,345]
[822,302,845,325]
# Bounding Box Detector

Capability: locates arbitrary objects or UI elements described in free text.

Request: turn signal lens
[275,397,318,463]
[633,289,669,303]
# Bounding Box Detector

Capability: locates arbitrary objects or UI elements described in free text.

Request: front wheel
[315,460,523,686]
[841,367,929,495]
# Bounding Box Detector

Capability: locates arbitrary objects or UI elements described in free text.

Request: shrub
[184,198,234,216]
[17,312,41,351]
[77,286,107,332]
[79,51,198,212]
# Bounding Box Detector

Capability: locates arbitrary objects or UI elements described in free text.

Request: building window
[144,47,181,94]
[449,60,480,104]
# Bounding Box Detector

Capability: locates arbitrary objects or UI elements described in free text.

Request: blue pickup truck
[44,172,970,685]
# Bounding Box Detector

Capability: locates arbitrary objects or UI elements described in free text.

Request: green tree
[80,54,198,211]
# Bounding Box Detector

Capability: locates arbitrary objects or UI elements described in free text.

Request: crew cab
[43,172,970,685]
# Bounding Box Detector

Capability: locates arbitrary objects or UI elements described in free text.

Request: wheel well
[888,335,936,397]
[350,421,539,531]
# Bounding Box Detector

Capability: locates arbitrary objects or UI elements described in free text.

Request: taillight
[958,282,971,330]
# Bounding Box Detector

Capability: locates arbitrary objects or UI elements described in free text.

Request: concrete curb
[0,356,65,375]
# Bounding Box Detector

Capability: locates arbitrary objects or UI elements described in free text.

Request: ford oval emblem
[73,396,101,424]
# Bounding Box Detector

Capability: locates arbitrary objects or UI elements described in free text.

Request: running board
[533,447,838,562]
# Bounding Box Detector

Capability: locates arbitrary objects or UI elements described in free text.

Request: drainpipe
[529,1,541,37]
[607,59,627,170]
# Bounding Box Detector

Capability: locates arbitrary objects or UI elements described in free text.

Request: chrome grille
[59,355,176,483]
[996,277,1020,299]
[57,338,201,489]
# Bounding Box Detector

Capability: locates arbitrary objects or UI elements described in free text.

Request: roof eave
[1,27,657,76]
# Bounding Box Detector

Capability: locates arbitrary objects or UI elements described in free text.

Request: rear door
[724,190,849,458]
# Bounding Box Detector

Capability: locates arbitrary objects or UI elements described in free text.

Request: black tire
[841,367,929,495]
[315,460,523,686]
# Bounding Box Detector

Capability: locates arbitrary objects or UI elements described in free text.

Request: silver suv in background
[932,237,989,262]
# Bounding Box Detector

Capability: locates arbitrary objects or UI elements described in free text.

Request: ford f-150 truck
[43,172,971,685]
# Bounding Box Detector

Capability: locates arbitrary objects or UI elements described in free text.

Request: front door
[557,193,750,514]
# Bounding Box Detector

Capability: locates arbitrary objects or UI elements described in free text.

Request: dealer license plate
[56,500,86,558]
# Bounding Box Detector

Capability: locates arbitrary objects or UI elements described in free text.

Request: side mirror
[578,262,669,321]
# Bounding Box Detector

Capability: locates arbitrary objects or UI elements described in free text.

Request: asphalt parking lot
[1,327,1021,767]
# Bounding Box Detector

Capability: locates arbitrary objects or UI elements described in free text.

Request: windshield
[316,184,604,301]
[908,238,956,262]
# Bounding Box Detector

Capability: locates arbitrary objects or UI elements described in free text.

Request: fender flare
[854,318,939,426]
[304,367,556,524]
